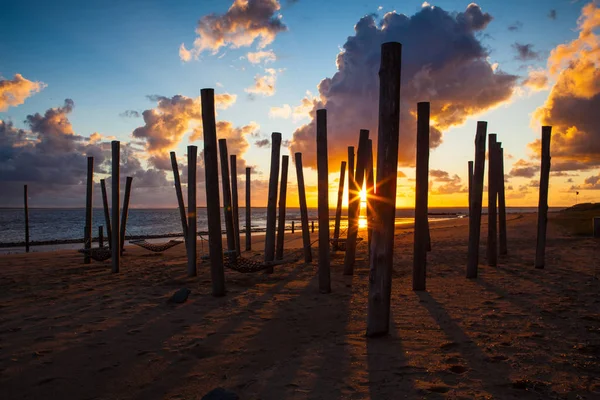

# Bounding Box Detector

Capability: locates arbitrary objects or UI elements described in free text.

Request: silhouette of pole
[295,152,312,263]
[264,132,281,273]
[99,226,104,248]
[276,155,289,260]
[535,126,552,269]
[100,179,112,249]
[347,146,355,245]
[497,145,508,256]
[468,160,474,216]
[487,134,498,267]
[333,161,347,250]
[413,102,430,291]
[367,42,402,336]
[111,141,120,273]
[170,151,188,248]
[201,88,225,296]
[219,139,236,254]
[366,140,374,258]
[245,167,252,251]
[84,157,93,264]
[466,122,487,278]
[24,184,29,253]
[316,109,331,293]
[230,154,241,255]
[187,145,197,277]
[119,176,133,255]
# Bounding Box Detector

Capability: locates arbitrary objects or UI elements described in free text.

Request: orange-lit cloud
[0,74,46,111]
[245,68,279,96]
[269,91,318,121]
[522,69,549,91]
[247,49,276,64]
[509,158,540,178]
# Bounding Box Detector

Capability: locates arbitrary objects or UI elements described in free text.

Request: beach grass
[550,202,600,236]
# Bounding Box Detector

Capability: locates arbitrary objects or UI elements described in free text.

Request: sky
[1,0,599,209]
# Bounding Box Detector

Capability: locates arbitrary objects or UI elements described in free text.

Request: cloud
[509,158,540,178]
[247,49,277,64]
[430,169,467,194]
[120,110,140,118]
[522,69,549,91]
[254,138,270,148]
[531,2,600,171]
[548,9,557,20]
[245,68,278,96]
[508,21,523,31]
[576,173,600,189]
[430,169,452,182]
[180,0,287,61]
[512,43,540,61]
[0,74,46,111]
[289,4,517,169]
[269,91,318,121]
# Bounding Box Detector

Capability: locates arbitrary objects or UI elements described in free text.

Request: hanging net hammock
[78,247,112,262]
[129,239,183,253]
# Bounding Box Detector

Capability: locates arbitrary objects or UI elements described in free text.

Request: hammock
[129,239,183,253]
[78,247,112,262]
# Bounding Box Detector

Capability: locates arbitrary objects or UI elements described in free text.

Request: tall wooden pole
[276,155,289,260]
[201,88,225,296]
[497,145,508,256]
[466,122,487,278]
[187,146,198,277]
[468,160,474,216]
[367,42,402,336]
[119,176,133,255]
[264,132,282,273]
[230,154,241,255]
[347,146,355,241]
[24,184,29,253]
[344,129,370,275]
[111,141,120,273]
[535,126,552,269]
[487,134,498,267]
[333,161,347,250]
[245,167,252,251]
[366,140,374,258]
[100,179,112,249]
[219,139,236,253]
[295,152,312,263]
[316,109,331,293]
[413,102,430,291]
[84,156,94,264]
[170,151,188,248]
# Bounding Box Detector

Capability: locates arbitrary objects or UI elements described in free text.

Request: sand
[0,214,599,399]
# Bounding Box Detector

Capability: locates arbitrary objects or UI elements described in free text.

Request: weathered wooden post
[344,129,370,275]
[366,140,374,257]
[187,146,198,277]
[111,140,120,273]
[333,161,347,250]
[99,226,104,248]
[264,132,282,273]
[201,88,225,296]
[119,176,133,255]
[535,126,552,269]
[295,152,312,263]
[24,184,29,253]
[230,154,241,255]
[291,220,295,234]
[497,144,508,256]
[312,220,315,233]
[170,151,188,248]
[245,167,252,251]
[276,155,289,260]
[466,122,487,278]
[413,102,430,291]
[219,139,236,253]
[100,179,112,249]
[367,42,402,336]
[468,160,474,215]
[347,146,355,243]
[316,109,331,293]
[84,157,94,264]
[487,134,498,266]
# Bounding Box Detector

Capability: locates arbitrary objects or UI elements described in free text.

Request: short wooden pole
[316,109,331,293]
[344,129,370,275]
[219,139,236,253]
[466,122,487,278]
[413,102,430,291]
[497,145,508,256]
[264,132,282,273]
[201,88,225,296]
[84,157,94,264]
[468,160,474,216]
[367,42,402,337]
[487,134,498,267]
[119,176,133,256]
[245,167,252,251]
[295,152,312,263]
[276,155,289,260]
[99,225,104,248]
[111,141,120,273]
[311,220,315,233]
[24,184,29,253]
[187,145,198,277]
[535,126,552,269]
[100,179,112,249]
[291,220,295,234]
[366,140,374,257]
[170,151,188,248]
[230,154,241,255]
[333,161,347,250]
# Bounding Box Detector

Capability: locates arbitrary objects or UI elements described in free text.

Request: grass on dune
[550,203,600,236]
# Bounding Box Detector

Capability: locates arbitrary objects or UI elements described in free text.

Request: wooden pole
[84,156,93,264]
[276,155,289,260]
[347,146,355,242]
[24,184,29,253]
[245,167,251,251]
[366,140,374,258]
[170,151,188,248]
[264,132,282,273]
[201,88,225,296]
[312,220,314,233]
[316,109,331,293]
[100,179,112,249]
[344,129,370,275]
[187,145,197,277]
[295,152,312,263]
[535,126,552,269]
[487,134,498,267]
[230,154,241,255]
[111,141,120,273]
[367,42,402,336]
[497,145,508,256]
[333,161,347,250]
[413,102,430,291]
[99,225,103,248]
[119,176,133,256]
[292,220,295,234]
[466,122,487,278]
[219,139,236,253]
[468,160,474,216]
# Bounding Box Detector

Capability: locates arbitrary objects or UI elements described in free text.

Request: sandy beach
[0,214,599,399]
